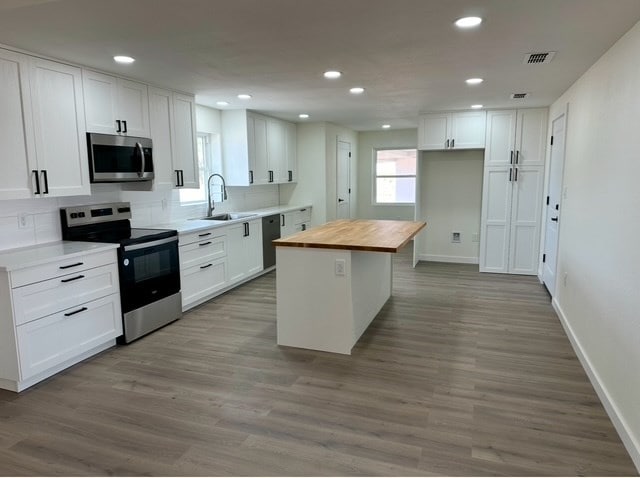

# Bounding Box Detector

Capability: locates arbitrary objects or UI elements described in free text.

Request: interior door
[336,140,351,219]
[542,113,566,295]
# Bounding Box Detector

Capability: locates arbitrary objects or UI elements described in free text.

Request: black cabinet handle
[288,170,293,182]
[301,224,306,231]
[64,306,87,317]
[179,170,184,186]
[123,120,128,133]
[509,168,512,182]
[32,170,41,194]
[268,170,274,183]
[243,222,249,237]
[451,138,455,148]
[551,217,558,222]
[41,170,49,194]
[300,208,306,212]
[59,262,83,270]
[175,170,180,187]
[281,214,285,227]
[198,232,211,237]
[116,120,121,133]
[200,263,213,269]
[60,274,85,283]
[249,170,254,184]
[514,168,518,181]
[445,139,449,149]
[510,151,514,164]
[199,241,212,247]
[515,150,520,164]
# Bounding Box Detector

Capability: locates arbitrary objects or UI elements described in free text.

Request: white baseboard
[552,299,640,472]
[417,254,479,264]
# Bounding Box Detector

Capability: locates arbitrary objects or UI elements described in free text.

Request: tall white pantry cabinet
[479,109,548,274]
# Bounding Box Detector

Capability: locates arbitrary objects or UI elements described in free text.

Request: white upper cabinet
[221,109,297,186]
[0,49,89,199]
[83,70,150,137]
[418,110,486,150]
[147,88,199,189]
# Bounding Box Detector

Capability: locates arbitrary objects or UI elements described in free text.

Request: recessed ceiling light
[237,94,252,100]
[466,78,483,85]
[454,16,482,28]
[471,104,484,109]
[216,101,229,106]
[349,87,365,94]
[324,70,342,79]
[299,114,309,119]
[113,55,135,64]
[382,124,391,129]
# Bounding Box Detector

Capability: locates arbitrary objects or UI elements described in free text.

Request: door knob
[551,217,558,222]
[338,198,345,203]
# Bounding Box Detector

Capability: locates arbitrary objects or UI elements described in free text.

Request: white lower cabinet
[0,247,122,392]
[226,219,263,285]
[179,228,228,310]
[281,207,312,237]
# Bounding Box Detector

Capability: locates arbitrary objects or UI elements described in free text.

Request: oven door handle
[136,142,145,178]
[123,236,177,252]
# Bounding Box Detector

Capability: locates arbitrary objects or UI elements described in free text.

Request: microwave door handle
[136,142,145,178]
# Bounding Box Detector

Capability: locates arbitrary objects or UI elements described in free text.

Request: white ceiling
[1,0,640,131]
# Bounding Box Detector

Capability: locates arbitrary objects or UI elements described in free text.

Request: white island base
[276,246,392,354]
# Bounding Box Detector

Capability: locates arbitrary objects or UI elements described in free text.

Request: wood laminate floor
[0,247,636,476]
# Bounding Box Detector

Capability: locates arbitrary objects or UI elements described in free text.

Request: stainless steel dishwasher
[262,214,281,268]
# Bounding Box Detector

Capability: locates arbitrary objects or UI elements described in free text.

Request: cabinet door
[515,108,547,167]
[82,70,118,134]
[226,223,246,284]
[418,113,449,150]
[16,294,121,380]
[508,166,544,274]
[484,110,516,167]
[285,122,297,183]
[148,87,175,188]
[280,212,296,237]
[245,220,263,276]
[181,257,227,308]
[30,58,90,197]
[250,114,269,184]
[117,78,150,137]
[451,111,486,149]
[479,166,513,273]
[0,49,37,199]
[172,93,200,188]
[267,119,286,183]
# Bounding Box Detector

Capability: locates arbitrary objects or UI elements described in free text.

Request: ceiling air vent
[523,51,556,64]
[511,93,529,99]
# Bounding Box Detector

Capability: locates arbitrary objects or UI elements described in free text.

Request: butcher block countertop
[273,219,426,253]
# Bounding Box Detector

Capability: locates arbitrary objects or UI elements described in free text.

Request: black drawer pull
[32,170,41,194]
[200,263,213,269]
[59,262,83,270]
[61,275,85,283]
[116,120,121,133]
[198,232,211,237]
[199,241,212,247]
[64,307,87,317]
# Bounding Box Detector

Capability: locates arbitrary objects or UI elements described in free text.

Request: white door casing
[337,140,351,220]
[542,113,567,295]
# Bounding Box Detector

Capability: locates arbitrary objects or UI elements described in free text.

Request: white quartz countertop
[0,241,119,272]
[159,204,312,235]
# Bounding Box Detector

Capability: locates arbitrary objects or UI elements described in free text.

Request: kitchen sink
[198,212,258,221]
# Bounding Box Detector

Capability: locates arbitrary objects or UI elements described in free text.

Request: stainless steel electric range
[60,202,181,343]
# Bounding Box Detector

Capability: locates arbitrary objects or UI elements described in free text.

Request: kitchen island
[274,219,426,354]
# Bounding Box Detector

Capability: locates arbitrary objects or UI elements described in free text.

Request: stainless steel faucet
[207,173,228,216]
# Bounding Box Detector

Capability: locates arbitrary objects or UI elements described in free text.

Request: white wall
[548,20,640,469]
[356,129,417,220]
[416,150,484,263]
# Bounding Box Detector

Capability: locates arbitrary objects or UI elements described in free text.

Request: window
[374,149,417,204]
[179,133,221,203]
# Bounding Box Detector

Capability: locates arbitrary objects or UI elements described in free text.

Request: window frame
[372,147,417,206]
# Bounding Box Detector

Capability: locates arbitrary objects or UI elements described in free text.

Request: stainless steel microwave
[87,133,154,183]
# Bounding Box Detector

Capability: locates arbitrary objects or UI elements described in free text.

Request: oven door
[119,237,180,313]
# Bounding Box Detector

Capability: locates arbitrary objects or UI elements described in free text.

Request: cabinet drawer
[295,208,311,224]
[179,235,227,270]
[181,257,227,306]
[179,228,224,246]
[16,294,122,380]
[11,250,116,288]
[12,263,119,326]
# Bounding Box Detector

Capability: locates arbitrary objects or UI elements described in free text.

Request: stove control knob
[70,213,78,219]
